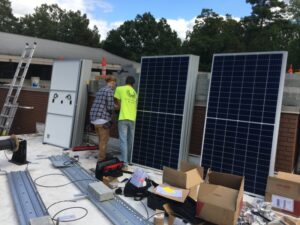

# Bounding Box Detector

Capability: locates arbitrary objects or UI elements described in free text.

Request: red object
[196,201,205,214]
[288,64,293,74]
[72,145,98,151]
[294,200,300,216]
[102,162,123,172]
[101,57,107,78]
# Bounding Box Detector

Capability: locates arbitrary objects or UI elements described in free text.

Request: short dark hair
[125,76,135,85]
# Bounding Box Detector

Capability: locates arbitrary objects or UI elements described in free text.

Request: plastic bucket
[31,76,40,88]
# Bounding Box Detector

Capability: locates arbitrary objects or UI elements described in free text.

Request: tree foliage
[289,0,300,24]
[182,9,245,70]
[0,0,300,70]
[18,4,100,47]
[0,0,18,33]
[102,12,181,62]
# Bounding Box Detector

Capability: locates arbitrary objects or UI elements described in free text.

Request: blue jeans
[118,120,134,166]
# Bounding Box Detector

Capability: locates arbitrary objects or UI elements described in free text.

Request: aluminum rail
[7,171,49,225]
[49,155,153,225]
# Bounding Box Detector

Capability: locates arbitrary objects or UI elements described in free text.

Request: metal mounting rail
[7,171,49,225]
[49,155,153,225]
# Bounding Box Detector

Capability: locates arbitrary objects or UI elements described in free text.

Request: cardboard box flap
[163,167,187,189]
[277,172,300,183]
[154,184,189,203]
[197,183,239,211]
[163,166,203,189]
[180,161,204,178]
[207,171,243,190]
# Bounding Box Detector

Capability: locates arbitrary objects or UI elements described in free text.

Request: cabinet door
[43,114,73,148]
[47,91,76,116]
[50,61,81,91]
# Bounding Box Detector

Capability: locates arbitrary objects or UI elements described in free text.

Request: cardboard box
[265,172,300,217]
[154,183,190,203]
[155,161,204,202]
[163,161,204,189]
[196,171,244,225]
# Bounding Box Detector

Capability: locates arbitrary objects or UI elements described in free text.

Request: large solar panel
[201,52,287,195]
[132,55,199,169]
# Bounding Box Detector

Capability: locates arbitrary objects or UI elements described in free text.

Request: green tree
[182,9,245,71]
[102,12,181,62]
[289,0,300,24]
[19,4,100,47]
[20,4,62,40]
[0,0,18,33]
[244,0,287,28]
[241,0,290,52]
[57,10,100,47]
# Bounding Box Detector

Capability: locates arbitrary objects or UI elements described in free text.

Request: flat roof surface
[0,134,163,225]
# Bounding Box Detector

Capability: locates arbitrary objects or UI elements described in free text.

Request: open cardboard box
[196,170,244,225]
[265,172,300,217]
[154,161,204,202]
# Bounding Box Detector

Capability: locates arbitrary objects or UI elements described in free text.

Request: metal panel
[71,59,92,147]
[46,91,76,116]
[49,155,152,225]
[132,55,199,170]
[44,60,92,148]
[44,114,73,147]
[200,52,288,195]
[7,171,49,225]
[50,61,81,91]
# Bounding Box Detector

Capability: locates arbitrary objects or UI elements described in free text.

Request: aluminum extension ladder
[0,42,37,136]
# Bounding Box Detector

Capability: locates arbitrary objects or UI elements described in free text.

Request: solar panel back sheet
[132,55,199,170]
[201,52,287,195]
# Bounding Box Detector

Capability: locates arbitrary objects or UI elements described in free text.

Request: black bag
[95,157,123,181]
[124,178,152,200]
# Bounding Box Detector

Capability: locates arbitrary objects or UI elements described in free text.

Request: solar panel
[201,52,287,195]
[132,55,199,169]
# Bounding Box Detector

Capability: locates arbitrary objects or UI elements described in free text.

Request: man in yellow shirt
[114,76,137,169]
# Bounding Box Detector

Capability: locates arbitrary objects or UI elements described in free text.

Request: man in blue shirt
[90,76,117,161]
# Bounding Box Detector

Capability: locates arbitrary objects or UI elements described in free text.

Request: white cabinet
[43,60,92,148]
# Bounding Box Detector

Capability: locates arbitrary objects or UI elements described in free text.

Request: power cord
[47,200,88,225]
[33,173,95,188]
[52,207,88,225]
[139,201,149,219]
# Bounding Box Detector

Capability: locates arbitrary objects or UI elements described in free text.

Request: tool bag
[95,157,123,181]
[124,178,152,200]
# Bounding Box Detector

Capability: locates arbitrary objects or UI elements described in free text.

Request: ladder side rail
[13,44,37,104]
[4,43,29,101]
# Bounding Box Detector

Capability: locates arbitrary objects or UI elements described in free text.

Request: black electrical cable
[139,201,149,219]
[51,207,88,223]
[146,211,185,222]
[33,173,95,188]
[46,200,76,211]
[146,212,165,221]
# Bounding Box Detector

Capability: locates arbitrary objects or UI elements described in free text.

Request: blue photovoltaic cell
[201,53,285,195]
[132,56,190,169]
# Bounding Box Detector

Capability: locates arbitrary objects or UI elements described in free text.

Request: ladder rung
[0,114,13,118]
[4,104,18,108]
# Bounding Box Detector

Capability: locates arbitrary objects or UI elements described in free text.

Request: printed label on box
[271,194,294,212]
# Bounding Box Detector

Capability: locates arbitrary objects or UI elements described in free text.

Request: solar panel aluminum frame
[131,55,199,169]
[200,51,288,195]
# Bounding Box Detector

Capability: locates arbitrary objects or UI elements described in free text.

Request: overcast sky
[10,0,253,41]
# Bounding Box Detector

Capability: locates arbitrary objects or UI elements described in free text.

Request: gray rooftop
[0,32,140,69]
